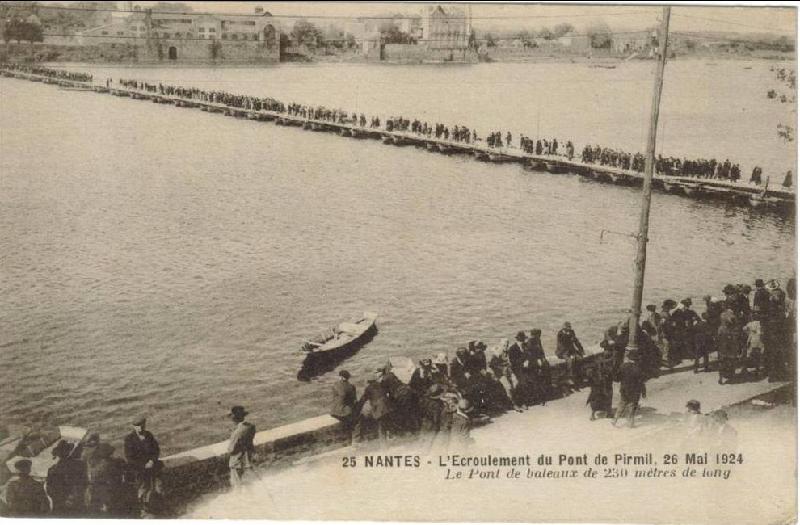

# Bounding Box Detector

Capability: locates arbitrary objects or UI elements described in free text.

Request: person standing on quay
[556,322,585,389]
[5,459,50,517]
[613,353,647,428]
[330,370,360,443]
[227,405,256,489]
[46,440,87,516]
[357,369,394,444]
[123,416,163,517]
[672,298,701,362]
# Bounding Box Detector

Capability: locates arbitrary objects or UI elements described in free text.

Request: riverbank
[1,42,794,66]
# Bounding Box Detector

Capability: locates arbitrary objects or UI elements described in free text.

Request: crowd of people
[1,63,93,83]
[327,276,795,443]
[579,144,759,184]
[2,418,162,518]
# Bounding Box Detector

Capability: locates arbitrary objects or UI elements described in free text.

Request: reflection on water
[0,60,795,454]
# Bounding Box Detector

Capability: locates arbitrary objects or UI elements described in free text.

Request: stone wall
[160,415,350,515]
[143,37,280,64]
[382,43,477,63]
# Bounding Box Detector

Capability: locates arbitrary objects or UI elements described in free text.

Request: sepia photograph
[0,1,796,523]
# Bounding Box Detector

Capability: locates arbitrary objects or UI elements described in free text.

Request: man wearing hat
[86,442,124,516]
[672,298,701,363]
[613,353,647,428]
[46,440,87,516]
[330,370,360,443]
[556,322,585,389]
[449,347,471,390]
[330,370,357,421]
[641,305,660,343]
[753,278,770,320]
[431,353,449,382]
[227,406,256,489]
[659,300,677,366]
[684,400,707,442]
[5,459,50,516]
[123,416,162,516]
[407,359,428,393]
[356,369,394,444]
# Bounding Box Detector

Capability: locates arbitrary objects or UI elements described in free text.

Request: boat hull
[297,323,377,381]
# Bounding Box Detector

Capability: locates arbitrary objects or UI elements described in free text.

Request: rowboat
[297,312,378,380]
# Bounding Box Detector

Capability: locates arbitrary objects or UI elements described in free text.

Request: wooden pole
[627,7,671,353]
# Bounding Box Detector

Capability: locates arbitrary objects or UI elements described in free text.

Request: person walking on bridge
[227,405,256,489]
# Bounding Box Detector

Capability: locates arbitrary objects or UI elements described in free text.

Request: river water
[0,60,795,454]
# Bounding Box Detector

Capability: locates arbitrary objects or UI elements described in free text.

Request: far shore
[2,52,794,70]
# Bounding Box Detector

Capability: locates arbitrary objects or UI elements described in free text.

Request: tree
[552,23,574,38]
[587,22,612,49]
[345,33,356,49]
[21,20,43,45]
[382,24,415,45]
[3,18,25,45]
[291,19,323,47]
[537,27,554,40]
[485,32,496,47]
[517,30,533,47]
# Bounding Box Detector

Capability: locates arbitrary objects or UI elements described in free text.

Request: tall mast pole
[626,7,671,353]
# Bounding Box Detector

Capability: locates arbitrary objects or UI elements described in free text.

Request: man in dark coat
[672,298,701,361]
[382,367,419,434]
[467,342,488,374]
[527,329,551,405]
[330,370,359,442]
[556,322,584,388]
[409,359,435,395]
[86,443,125,516]
[613,354,647,428]
[46,440,87,517]
[717,308,740,384]
[763,281,788,382]
[449,348,471,391]
[693,313,713,373]
[123,416,162,517]
[419,385,446,431]
[752,279,771,320]
[6,459,50,517]
[330,370,357,421]
[357,369,394,443]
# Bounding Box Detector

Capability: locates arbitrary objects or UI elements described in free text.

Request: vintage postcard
[0,1,796,523]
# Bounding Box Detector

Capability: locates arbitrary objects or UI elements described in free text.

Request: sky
[53,2,797,35]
